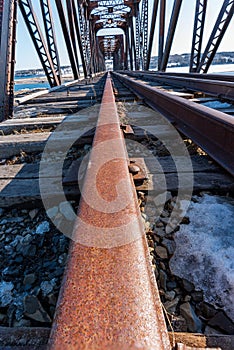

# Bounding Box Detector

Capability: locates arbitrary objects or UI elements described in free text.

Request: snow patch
[202,101,232,109]
[0,281,14,307]
[35,221,50,235]
[170,194,234,321]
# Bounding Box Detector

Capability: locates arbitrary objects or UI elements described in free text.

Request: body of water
[14,82,50,91]
[14,75,49,91]
[152,63,234,75]
[14,64,234,92]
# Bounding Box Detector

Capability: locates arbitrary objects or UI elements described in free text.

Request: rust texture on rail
[113,72,234,176]
[48,73,170,350]
[122,71,234,102]
[132,71,234,83]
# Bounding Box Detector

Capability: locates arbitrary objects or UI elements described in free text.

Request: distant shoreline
[14,63,234,96]
[14,74,74,85]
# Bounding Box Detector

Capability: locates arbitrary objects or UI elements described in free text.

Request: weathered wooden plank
[0,328,232,350]
[0,156,220,182]
[176,344,220,350]
[0,117,64,134]
[14,103,93,118]
[24,94,102,104]
[0,177,80,207]
[0,162,64,179]
[0,132,51,158]
[131,125,175,139]
[133,156,220,173]
[0,169,232,207]
[0,126,96,158]
[135,172,234,193]
[168,332,234,350]
[1,116,65,125]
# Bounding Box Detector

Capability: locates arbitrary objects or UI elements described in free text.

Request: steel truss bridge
[0,0,233,121]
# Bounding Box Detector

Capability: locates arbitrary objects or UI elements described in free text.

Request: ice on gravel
[170,194,234,321]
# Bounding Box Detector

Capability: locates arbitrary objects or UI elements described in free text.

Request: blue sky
[15,0,234,70]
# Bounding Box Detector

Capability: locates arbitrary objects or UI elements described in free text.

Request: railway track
[113,71,234,176]
[121,71,234,103]
[0,72,233,349]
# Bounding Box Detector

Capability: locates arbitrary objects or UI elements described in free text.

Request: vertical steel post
[140,0,148,70]
[190,0,207,72]
[55,0,79,79]
[134,1,140,70]
[160,0,183,71]
[66,0,79,75]
[146,0,159,70]
[128,26,133,70]
[130,15,136,70]
[158,0,165,70]
[124,27,129,70]
[0,0,17,121]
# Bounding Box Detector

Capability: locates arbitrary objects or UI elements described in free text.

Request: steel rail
[48,73,170,350]
[139,71,234,83]
[121,71,234,102]
[113,72,234,176]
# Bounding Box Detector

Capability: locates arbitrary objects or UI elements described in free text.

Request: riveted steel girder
[140,0,148,69]
[146,0,159,70]
[39,0,61,84]
[190,0,207,72]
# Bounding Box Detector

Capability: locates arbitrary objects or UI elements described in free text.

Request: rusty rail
[132,71,234,83]
[48,73,170,349]
[113,72,234,176]
[121,71,234,102]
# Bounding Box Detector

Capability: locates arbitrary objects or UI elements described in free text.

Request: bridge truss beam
[77,1,91,76]
[190,0,207,72]
[71,0,88,78]
[18,0,60,87]
[198,0,234,73]
[54,0,79,79]
[39,0,61,84]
